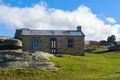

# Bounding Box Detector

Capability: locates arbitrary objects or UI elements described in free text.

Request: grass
[0,51,120,80]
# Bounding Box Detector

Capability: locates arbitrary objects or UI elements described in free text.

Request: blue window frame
[68,39,74,48]
[33,38,40,49]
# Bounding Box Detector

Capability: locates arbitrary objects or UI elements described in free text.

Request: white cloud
[106,17,116,24]
[0,3,120,40]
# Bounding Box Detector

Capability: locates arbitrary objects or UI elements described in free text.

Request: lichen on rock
[0,50,58,70]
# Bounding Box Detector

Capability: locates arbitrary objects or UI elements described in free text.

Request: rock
[4,39,22,46]
[0,50,58,70]
[108,46,120,51]
[0,39,22,50]
[3,61,29,68]
[29,61,58,70]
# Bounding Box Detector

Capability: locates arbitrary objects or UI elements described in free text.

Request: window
[33,38,40,49]
[68,39,74,48]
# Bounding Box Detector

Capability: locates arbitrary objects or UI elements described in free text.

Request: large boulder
[4,39,22,46]
[0,39,22,50]
[2,61,29,68]
[0,50,58,70]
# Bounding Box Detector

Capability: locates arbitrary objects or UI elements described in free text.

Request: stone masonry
[22,35,84,56]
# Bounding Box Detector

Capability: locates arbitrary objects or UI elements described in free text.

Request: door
[50,38,57,54]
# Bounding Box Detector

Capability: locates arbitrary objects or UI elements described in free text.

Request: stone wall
[22,35,84,56]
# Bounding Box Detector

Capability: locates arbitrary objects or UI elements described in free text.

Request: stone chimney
[77,26,81,32]
[14,28,30,40]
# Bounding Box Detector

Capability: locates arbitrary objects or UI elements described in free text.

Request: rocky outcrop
[0,50,58,70]
[0,39,22,50]
[108,45,120,51]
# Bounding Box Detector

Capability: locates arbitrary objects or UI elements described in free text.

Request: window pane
[68,39,70,43]
[71,39,73,43]
[68,39,73,48]
[68,39,73,43]
[68,44,70,48]
[33,38,40,49]
[70,44,73,48]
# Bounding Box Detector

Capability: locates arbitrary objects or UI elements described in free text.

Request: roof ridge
[21,29,85,37]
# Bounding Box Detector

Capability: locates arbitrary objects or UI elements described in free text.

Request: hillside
[0,51,120,80]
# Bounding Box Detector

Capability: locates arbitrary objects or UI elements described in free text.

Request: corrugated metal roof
[22,29,85,36]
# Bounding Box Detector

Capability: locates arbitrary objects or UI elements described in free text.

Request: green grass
[0,51,120,80]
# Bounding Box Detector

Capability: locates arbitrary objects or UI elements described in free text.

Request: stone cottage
[14,26,85,56]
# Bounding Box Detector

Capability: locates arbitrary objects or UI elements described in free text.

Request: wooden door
[50,38,57,54]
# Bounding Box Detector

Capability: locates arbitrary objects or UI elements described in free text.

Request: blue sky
[0,0,120,40]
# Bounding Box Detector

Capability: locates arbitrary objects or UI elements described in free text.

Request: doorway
[50,38,57,54]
